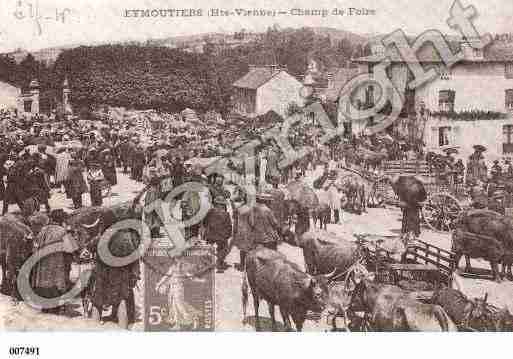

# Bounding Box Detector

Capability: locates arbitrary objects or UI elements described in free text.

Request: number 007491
[9,347,40,356]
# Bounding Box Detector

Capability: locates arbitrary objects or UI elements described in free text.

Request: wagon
[378,160,467,232]
[362,236,452,288]
[335,237,454,332]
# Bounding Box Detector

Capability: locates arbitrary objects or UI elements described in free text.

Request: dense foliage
[0,27,369,115]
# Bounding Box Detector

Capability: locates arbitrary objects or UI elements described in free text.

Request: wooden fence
[383,160,431,177]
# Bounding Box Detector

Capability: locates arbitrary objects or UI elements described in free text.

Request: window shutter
[431,126,438,148]
[452,125,461,146]
[505,89,513,109]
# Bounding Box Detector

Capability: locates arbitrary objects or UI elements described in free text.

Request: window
[504,125,513,154]
[473,48,483,59]
[506,89,513,111]
[440,66,450,80]
[365,85,374,107]
[506,63,513,79]
[23,100,32,113]
[439,90,455,112]
[439,126,451,147]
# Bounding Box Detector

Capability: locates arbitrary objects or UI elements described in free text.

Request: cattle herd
[241,225,513,331]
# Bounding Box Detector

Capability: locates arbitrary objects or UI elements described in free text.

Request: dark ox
[312,203,330,230]
[452,210,513,280]
[297,230,360,276]
[430,287,513,331]
[242,247,331,331]
[350,276,457,331]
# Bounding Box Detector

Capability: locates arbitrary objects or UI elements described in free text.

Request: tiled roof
[353,41,513,63]
[233,67,280,89]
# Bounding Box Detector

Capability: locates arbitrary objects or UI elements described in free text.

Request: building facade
[232,65,304,118]
[345,39,513,160]
[0,80,21,110]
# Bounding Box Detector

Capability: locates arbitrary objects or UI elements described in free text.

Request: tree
[18,53,39,88]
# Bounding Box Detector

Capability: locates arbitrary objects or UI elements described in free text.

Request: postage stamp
[143,243,216,332]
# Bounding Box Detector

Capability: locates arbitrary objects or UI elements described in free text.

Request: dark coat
[203,207,232,243]
[66,160,88,199]
[101,154,117,186]
[234,204,280,252]
[5,161,30,204]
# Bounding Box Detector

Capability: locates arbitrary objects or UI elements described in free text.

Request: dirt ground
[2,167,513,331]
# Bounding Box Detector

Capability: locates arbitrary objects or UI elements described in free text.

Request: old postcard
[2,0,513,346]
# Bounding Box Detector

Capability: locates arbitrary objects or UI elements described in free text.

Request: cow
[298,230,361,276]
[451,228,504,281]
[452,210,513,280]
[431,287,513,331]
[242,247,331,331]
[430,288,490,330]
[341,177,366,214]
[312,203,330,230]
[350,272,457,331]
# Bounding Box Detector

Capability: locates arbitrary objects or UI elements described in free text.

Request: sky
[0,0,512,51]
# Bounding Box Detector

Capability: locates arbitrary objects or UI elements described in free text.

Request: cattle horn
[483,293,488,303]
[323,268,338,280]
[81,217,101,229]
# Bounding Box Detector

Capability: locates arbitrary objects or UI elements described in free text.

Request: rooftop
[353,40,513,63]
[232,66,282,89]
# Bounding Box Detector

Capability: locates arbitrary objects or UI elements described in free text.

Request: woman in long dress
[155,259,203,330]
[55,148,71,193]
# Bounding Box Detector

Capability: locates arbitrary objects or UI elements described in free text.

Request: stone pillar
[63,77,71,114]
[29,79,40,114]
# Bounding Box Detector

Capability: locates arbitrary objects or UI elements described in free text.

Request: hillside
[309,27,367,44]
[0,27,371,115]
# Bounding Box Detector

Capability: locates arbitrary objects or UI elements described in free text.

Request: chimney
[460,37,484,60]
[29,79,40,114]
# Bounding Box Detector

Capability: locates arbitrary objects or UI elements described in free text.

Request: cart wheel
[422,192,462,232]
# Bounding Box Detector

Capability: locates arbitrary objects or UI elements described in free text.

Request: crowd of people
[4,105,513,330]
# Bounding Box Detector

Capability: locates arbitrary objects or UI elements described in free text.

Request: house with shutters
[349,38,513,161]
[0,79,21,110]
[232,65,304,118]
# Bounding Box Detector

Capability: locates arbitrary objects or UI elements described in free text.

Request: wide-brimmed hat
[443,148,458,155]
[28,212,50,228]
[473,145,487,152]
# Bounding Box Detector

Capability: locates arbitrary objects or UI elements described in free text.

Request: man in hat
[67,153,87,209]
[505,159,513,180]
[467,145,487,185]
[132,145,146,182]
[209,175,230,209]
[202,196,232,271]
[491,160,503,183]
[87,162,104,206]
[454,158,465,185]
[27,153,51,213]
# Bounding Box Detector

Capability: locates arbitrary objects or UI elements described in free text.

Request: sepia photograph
[0,0,513,356]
